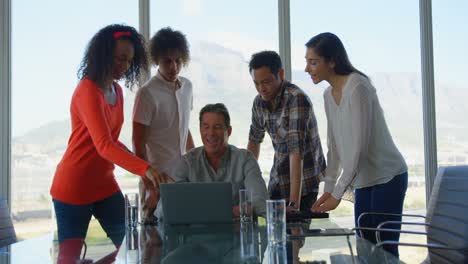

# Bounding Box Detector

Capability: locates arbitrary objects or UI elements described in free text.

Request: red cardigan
[50,79,149,205]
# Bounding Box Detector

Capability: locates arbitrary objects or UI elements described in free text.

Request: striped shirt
[249,80,326,199]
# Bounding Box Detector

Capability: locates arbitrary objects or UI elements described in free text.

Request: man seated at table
[155,103,268,218]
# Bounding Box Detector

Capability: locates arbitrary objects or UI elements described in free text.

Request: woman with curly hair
[50,24,171,260]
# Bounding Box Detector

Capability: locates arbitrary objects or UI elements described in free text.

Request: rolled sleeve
[249,125,265,144]
[249,102,265,144]
[287,94,311,154]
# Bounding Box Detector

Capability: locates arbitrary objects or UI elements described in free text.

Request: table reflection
[0,219,404,264]
[117,222,269,264]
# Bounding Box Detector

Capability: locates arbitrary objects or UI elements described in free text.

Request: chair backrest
[426,166,468,264]
[0,198,17,247]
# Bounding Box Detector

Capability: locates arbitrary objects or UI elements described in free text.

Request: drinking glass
[125,193,139,229]
[266,199,286,245]
[240,222,257,262]
[239,189,253,223]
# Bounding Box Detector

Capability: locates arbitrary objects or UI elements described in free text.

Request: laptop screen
[160,182,233,224]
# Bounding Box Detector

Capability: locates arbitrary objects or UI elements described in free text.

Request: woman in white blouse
[305,32,408,257]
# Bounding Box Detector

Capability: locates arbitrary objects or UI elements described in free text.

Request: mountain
[14,41,468,162]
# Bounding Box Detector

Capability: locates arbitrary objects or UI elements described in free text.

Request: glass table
[0,218,403,264]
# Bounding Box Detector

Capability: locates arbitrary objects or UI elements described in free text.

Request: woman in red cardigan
[50,24,170,261]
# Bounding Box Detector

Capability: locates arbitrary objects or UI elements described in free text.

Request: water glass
[239,189,253,222]
[125,193,139,229]
[240,222,257,262]
[266,199,286,245]
[266,243,287,264]
[125,228,140,264]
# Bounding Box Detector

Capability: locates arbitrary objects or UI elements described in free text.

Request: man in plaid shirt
[247,51,326,213]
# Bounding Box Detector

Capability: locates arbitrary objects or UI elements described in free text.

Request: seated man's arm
[243,152,268,216]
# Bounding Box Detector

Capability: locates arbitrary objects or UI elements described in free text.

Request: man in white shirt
[133,27,194,220]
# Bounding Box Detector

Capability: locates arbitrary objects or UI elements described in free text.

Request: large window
[11,0,139,239]
[150,0,279,175]
[291,1,425,262]
[433,3,468,167]
[7,5,446,259]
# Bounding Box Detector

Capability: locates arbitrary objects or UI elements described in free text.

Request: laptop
[159,182,233,224]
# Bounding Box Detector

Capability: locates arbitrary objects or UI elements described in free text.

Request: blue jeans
[53,191,125,246]
[354,172,408,257]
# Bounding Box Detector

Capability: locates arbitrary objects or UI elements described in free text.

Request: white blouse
[323,73,407,200]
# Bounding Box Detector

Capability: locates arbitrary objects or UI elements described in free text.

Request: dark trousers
[53,191,125,246]
[354,172,408,257]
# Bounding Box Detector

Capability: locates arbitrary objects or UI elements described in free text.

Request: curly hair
[77,24,149,89]
[149,27,190,66]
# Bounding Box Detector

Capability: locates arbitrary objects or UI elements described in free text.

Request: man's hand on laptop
[145,166,175,188]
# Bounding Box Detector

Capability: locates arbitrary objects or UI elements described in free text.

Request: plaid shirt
[249,80,326,199]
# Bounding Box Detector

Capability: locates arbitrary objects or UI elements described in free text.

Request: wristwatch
[287,201,297,209]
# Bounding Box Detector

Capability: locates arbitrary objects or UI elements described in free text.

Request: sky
[11,0,468,136]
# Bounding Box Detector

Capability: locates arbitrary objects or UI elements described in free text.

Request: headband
[113,31,132,39]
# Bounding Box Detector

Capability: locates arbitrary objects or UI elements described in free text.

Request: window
[11,0,139,239]
[291,1,426,261]
[150,0,278,176]
[433,3,468,168]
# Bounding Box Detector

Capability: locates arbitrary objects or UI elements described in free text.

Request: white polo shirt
[133,72,193,171]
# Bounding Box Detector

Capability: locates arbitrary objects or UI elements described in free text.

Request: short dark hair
[305,32,367,78]
[150,27,190,66]
[248,50,282,76]
[77,24,148,89]
[199,103,231,128]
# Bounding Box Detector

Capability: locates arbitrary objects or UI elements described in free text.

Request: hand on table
[311,192,340,212]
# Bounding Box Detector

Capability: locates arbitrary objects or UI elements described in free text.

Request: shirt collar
[202,145,231,170]
[156,70,182,90]
[262,80,286,111]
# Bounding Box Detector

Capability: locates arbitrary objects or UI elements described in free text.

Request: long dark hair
[77,24,149,89]
[305,32,367,78]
